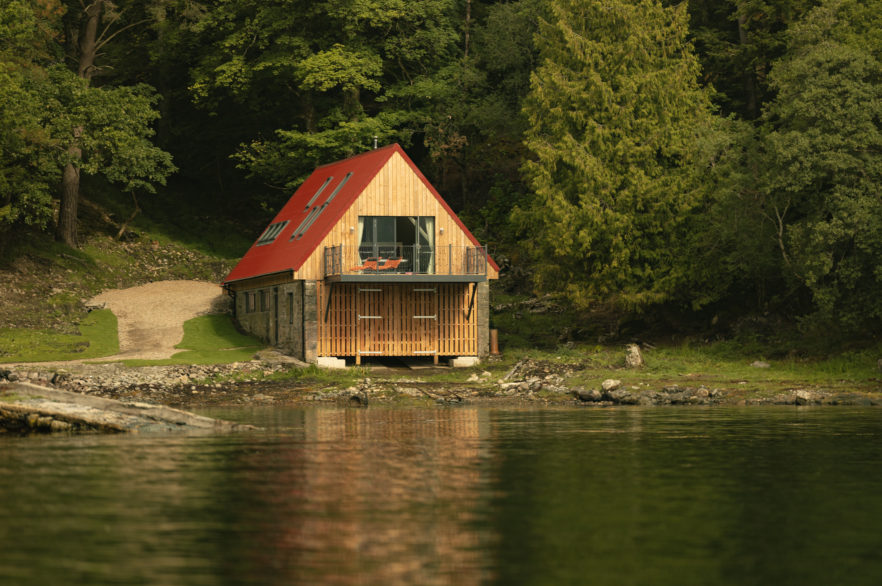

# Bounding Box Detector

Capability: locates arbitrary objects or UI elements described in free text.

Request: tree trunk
[464,0,472,58]
[115,192,141,240]
[77,0,102,81]
[737,14,758,119]
[56,144,82,247]
[56,0,103,246]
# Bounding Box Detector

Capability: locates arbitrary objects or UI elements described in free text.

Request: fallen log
[0,382,256,434]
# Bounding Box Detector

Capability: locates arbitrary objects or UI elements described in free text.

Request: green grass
[0,311,266,366]
[554,341,882,397]
[176,314,262,351]
[121,314,265,366]
[0,309,119,362]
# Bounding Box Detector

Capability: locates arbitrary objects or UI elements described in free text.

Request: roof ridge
[314,143,400,170]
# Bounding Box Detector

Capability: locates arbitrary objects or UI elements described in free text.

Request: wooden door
[409,286,438,361]
[356,286,384,361]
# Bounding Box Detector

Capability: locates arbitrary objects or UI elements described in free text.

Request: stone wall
[476,280,490,357]
[233,280,318,362]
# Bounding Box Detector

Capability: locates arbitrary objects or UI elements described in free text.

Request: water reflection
[228,408,494,584]
[2,407,882,585]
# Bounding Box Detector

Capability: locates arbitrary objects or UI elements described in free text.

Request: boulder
[625,344,644,368]
[601,379,622,392]
[575,388,602,402]
[348,392,369,407]
[794,390,816,405]
[751,361,771,368]
[606,388,636,403]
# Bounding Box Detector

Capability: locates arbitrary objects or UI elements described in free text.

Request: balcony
[323,244,489,282]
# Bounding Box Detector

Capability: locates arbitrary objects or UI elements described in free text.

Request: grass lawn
[0,312,264,366]
[0,309,119,363]
[121,315,265,366]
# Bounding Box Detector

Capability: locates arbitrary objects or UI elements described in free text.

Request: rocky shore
[0,382,255,434]
[2,356,880,411]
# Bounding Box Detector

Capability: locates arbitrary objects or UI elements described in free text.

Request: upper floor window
[358,216,435,273]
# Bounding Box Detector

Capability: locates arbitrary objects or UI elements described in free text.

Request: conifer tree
[517,0,714,309]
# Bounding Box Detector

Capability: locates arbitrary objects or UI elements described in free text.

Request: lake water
[1,406,881,585]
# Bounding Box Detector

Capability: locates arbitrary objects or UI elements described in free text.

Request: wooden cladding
[294,152,498,281]
[317,282,477,361]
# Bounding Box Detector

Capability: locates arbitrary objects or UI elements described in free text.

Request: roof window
[305,177,333,210]
[323,172,352,207]
[256,220,289,246]
[291,172,353,240]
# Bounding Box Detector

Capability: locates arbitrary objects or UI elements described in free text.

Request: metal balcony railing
[323,244,488,278]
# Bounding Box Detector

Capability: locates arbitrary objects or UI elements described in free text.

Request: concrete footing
[449,356,480,368]
[316,356,347,369]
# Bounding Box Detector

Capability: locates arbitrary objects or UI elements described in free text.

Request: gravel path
[91,280,226,360]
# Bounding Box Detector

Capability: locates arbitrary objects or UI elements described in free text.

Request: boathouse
[222,144,499,365]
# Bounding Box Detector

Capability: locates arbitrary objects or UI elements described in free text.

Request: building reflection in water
[237,407,495,585]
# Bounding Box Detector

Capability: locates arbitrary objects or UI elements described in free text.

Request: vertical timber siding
[294,152,499,281]
[317,282,483,359]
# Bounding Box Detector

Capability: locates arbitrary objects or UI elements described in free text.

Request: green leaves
[189,0,460,185]
[0,1,175,245]
[297,44,383,93]
[0,65,57,229]
[0,1,63,233]
[760,0,882,330]
[54,72,176,193]
[519,0,714,310]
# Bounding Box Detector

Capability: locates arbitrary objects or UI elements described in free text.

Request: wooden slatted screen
[316,282,476,359]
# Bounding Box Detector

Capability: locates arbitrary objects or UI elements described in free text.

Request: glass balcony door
[358,216,434,273]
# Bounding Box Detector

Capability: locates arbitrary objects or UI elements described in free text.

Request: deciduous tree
[53,0,175,247]
[759,0,882,332]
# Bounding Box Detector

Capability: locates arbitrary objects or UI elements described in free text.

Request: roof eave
[222,268,295,286]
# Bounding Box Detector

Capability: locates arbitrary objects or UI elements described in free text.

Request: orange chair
[379,258,402,271]
[350,259,380,272]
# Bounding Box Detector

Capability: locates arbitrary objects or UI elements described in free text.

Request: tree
[0,66,58,241]
[688,0,817,119]
[53,0,175,247]
[758,0,882,332]
[188,0,462,192]
[425,0,543,235]
[0,1,57,239]
[516,0,715,310]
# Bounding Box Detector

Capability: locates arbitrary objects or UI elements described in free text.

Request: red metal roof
[223,144,498,284]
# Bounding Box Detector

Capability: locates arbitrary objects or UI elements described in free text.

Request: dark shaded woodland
[2,0,881,342]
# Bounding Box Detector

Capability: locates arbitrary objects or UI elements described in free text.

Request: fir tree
[517,0,715,309]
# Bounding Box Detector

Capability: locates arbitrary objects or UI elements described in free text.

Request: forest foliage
[1,0,881,340]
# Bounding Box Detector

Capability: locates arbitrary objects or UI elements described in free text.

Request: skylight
[322,172,352,207]
[256,220,289,246]
[291,172,354,241]
[304,177,333,210]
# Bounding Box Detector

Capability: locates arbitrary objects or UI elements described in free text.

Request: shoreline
[3,359,881,410]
